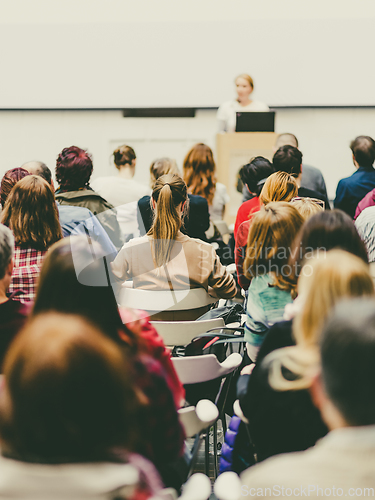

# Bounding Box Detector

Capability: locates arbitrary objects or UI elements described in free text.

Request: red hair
[56,146,93,191]
[183,143,217,205]
[0,168,30,207]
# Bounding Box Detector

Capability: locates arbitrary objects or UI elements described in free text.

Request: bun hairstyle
[149,157,179,188]
[149,173,188,267]
[113,145,136,169]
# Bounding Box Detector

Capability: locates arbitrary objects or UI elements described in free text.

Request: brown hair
[0,176,62,251]
[113,145,136,169]
[244,202,304,291]
[0,312,139,463]
[235,73,254,90]
[183,143,216,205]
[150,157,179,188]
[148,173,188,267]
[259,171,298,206]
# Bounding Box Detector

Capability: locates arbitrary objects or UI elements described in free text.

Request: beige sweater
[112,232,236,298]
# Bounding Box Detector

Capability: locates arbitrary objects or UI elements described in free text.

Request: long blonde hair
[268,250,375,391]
[243,202,304,291]
[183,143,216,205]
[148,173,188,267]
[259,171,298,206]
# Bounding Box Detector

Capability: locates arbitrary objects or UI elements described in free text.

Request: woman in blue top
[243,202,304,361]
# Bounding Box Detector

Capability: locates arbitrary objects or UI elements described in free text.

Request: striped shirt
[355,206,375,262]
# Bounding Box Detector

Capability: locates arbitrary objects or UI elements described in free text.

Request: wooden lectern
[216,132,277,225]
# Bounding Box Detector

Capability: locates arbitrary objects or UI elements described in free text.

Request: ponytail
[148,174,188,267]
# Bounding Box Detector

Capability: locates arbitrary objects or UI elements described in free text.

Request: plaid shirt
[9,247,47,303]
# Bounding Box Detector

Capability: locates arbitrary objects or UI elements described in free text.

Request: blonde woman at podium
[217,74,269,133]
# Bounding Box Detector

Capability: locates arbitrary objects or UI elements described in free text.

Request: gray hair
[0,224,14,279]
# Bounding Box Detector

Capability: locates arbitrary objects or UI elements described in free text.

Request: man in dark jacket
[334,135,375,219]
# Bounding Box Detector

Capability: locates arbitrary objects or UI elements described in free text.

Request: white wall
[1,108,375,204]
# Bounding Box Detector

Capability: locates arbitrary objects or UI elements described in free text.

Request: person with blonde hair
[238,250,375,463]
[235,172,299,290]
[112,173,236,320]
[137,157,210,240]
[183,143,228,221]
[243,202,304,360]
[1,175,62,302]
[290,196,324,220]
[217,73,269,133]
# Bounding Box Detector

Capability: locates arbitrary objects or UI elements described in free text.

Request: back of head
[0,224,14,280]
[244,202,304,289]
[56,146,93,191]
[259,171,298,205]
[320,298,375,426]
[21,161,52,185]
[350,135,375,168]
[294,209,368,266]
[33,237,126,343]
[273,145,303,177]
[0,312,138,463]
[0,168,30,208]
[275,133,298,150]
[239,156,274,195]
[150,157,179,187]
[290,197,324,220]
[183,143,216,204]
[149,173,188,267]
[0,175,62,251]
[294,250,375,348]
[113,145,136,170]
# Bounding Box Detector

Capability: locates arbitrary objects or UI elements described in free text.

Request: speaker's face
[235,77,253,100]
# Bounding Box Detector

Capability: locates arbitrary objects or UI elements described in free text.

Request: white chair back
[119,287,217,313]
[151,318,225,347]
[172,353,242,385]
[178,399,219,438]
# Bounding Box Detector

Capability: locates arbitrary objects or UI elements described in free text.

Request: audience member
[334,135,375,218]
[137,157,210,240]
[273,145,330,208]
[275,133,328,198]
[234,157,274,238]
[0,168,30,208]
[183,143,229,221]
[241,297,375,495]
[112,174,236,320]
[21,160,116,255]
[243,202,304,360]
[0,224,31,368]
[54,146,123,248]
[355,206,375,279]
[91,145,150,239]
[289,209,368,281]
[32,237,185,486]
[239,250,374,464]
[0,312,163,498]
[0,176,62,302]
[235,172,298,290]
[290,196,324,220]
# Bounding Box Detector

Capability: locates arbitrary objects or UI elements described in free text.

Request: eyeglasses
[291,196,325,209]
